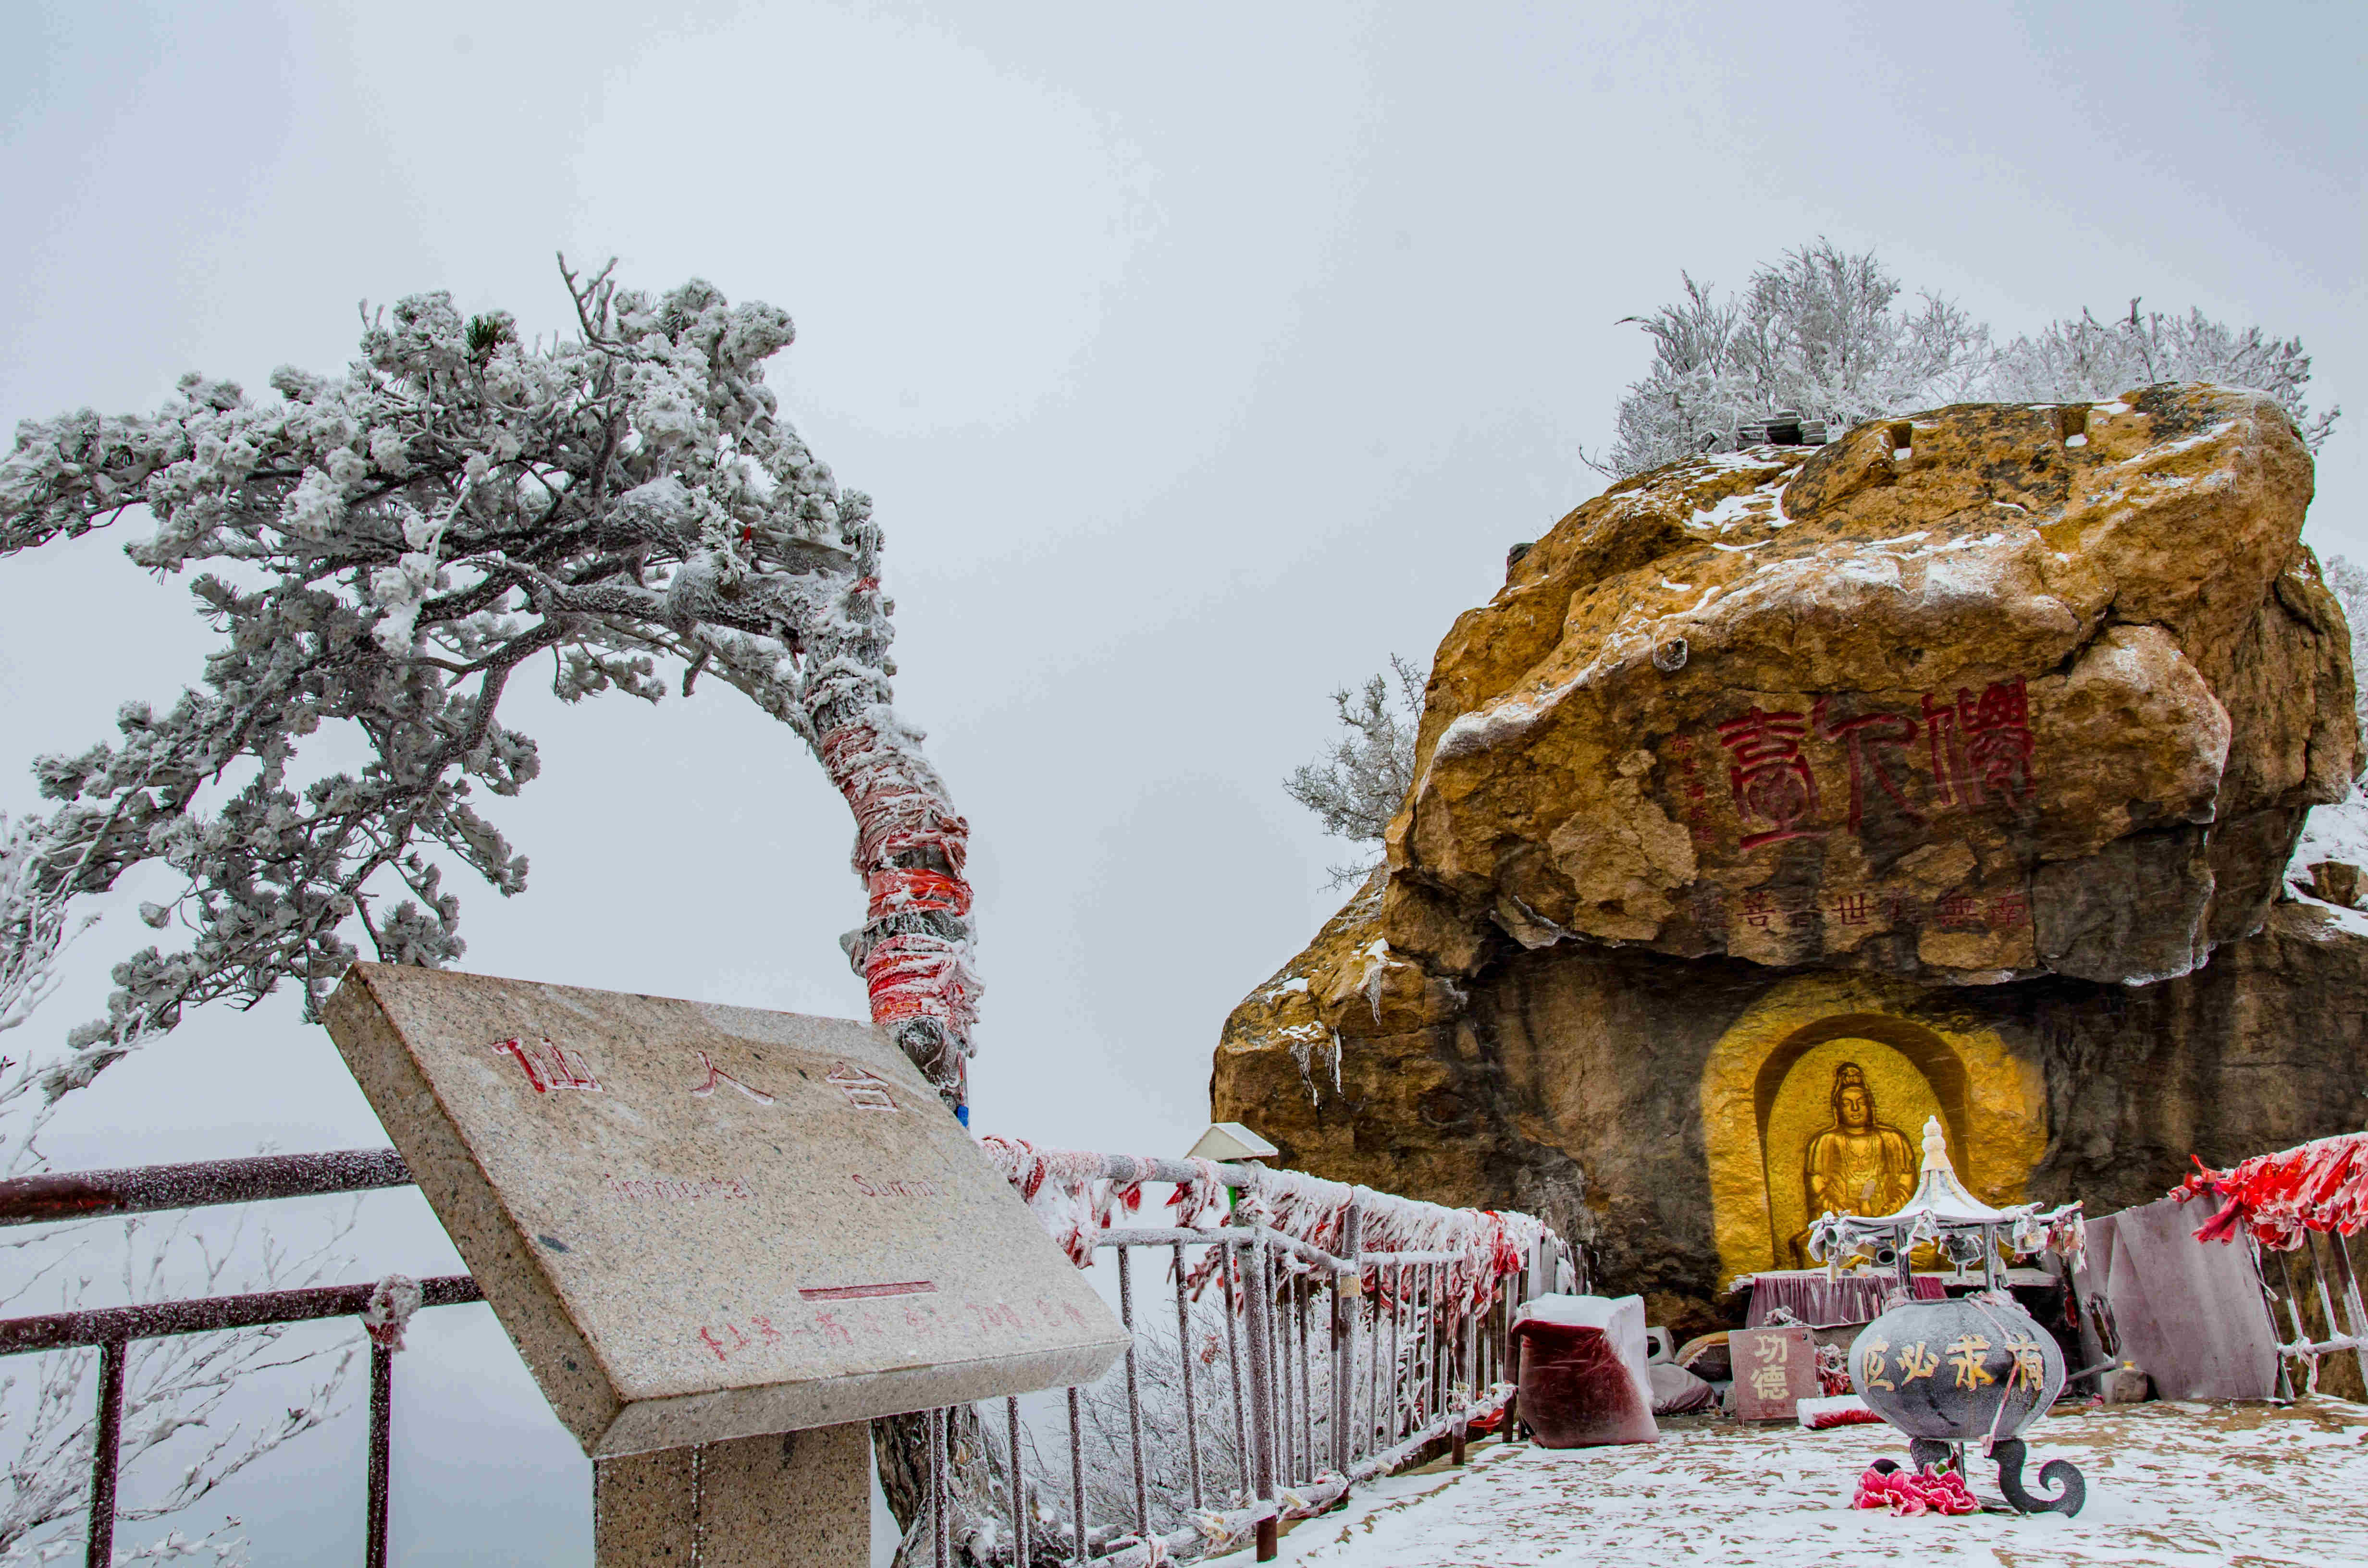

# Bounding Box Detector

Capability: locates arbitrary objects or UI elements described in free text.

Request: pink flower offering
[1852,1461,1978,1517]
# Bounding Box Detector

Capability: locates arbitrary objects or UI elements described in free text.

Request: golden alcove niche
[1698,976,2049,1286]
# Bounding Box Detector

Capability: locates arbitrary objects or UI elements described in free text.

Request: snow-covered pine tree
[1283,656,1427,888]
[0,260,979,1123]
[2,259,988,1558]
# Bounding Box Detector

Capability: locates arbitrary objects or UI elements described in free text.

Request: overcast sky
[3,2,2361,1560]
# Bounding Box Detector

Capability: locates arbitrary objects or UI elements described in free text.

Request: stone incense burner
[1817,1119,2086,1516]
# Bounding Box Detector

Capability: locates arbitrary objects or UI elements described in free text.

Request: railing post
[86,1338,125,1568]
[1387,1261,1404,1446]
[1234,1213,1279,1563]
[1274,1269,1294,1488]
[367,1341,394,1568]
[1295,1278,1313,1486]
[1005,1396,1029,1568]
[1333,1203,1361,1474]
[931,1407,950,1568]
[1172,1242,1205,1511]
[1504,1272,1523,1444]
[1222,1242,1251,1504]
[1115,1245,1149,1541]
[1068,1387,1087,1567]
[1450,1296,1470,1467]
[2325,1230,2368,1388]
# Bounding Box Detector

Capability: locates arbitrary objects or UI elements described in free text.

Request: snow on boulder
[1380,386,2355,988]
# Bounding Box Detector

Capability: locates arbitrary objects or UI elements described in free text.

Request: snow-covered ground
[1263,1398,2368,1566]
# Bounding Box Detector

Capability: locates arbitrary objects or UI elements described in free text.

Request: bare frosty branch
[0,1208,359,1564]
[1283,656,1426,888]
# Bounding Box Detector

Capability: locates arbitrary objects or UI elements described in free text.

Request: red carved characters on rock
[1708,678,2038,853]
[1714,708,1820,849]
[1923,677,2035,808]
[1813,698,1924,833]
[826,1061,900,1112]
[688,1049,774,1105]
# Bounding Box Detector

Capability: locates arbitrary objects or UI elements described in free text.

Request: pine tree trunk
[800,504,987,1550]
[799,506,980,1105]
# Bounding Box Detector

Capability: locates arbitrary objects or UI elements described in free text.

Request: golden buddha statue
[1786,1062,1919,1266]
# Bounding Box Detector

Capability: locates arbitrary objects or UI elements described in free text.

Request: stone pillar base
[594,1422,870,1567]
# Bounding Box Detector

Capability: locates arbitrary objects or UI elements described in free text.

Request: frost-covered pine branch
[0,258,978,1104]
[2,813,356,1564]
[1283,656,1426,888]
[0,811,102,1179]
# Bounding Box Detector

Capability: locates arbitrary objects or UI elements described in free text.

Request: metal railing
[911,1152,1566,1566]
[0,1149,474,1568]
[1,1148,1567,1567]
[2259,1226,2368,1397]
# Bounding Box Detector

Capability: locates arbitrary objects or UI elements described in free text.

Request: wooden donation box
[324,963,1129,1567]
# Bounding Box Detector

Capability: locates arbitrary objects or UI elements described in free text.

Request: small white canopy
[1888,1115,2013,1225]
[1185,1122,1279,1162]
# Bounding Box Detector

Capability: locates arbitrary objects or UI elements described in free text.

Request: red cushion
[1514,1320,1656,1447]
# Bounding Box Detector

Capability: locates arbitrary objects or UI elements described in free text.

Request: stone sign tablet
[1726,1325,1821,1421]
[324,963,1130,1458]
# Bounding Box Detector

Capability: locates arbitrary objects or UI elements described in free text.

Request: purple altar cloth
[1744,1271,1946,1328]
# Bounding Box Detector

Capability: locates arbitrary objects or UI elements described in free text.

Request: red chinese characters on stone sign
[1666,733,1716,840]
[492,1036,601,1094]
[826,1061,900,1112]
[1718,885,2030,938]
[696,1314,785,1362]
[1814,698,1925,833]
[688,1049,774,1105]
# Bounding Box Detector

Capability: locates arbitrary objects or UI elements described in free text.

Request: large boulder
[1383,385,2354,987]
[1213,386,2367,1336]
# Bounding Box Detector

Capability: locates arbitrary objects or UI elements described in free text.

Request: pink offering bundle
[1852,1461,1978,1517]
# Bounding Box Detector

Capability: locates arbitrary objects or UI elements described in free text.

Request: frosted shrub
[1600,244,2338,477]
[1284,657,1426,888]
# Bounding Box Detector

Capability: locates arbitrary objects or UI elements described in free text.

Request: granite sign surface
[324,963,1130,1457]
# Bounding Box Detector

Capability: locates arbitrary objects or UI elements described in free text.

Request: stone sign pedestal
[593,1423,869,1568]
[323,963,1130,1559]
